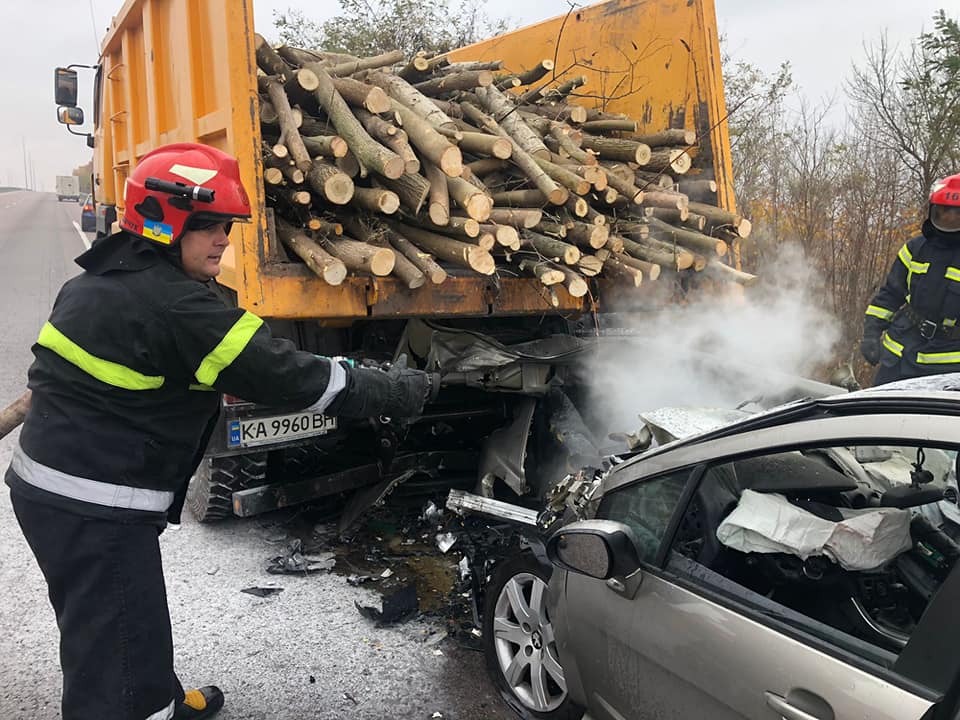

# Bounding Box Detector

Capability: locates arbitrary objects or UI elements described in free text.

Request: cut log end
[367,248,395,276]
[468,248,496,275]
[589,225,610,249]
[330,137,349,158]
[737,218,753,238]
[323,263,348,286]
[263,167,284,185]
[466,194,493,222]
[495,225,519,247]
[324,175,355,205]
[382,156,406,180]
[566,276,589,297]
[440,147,464,178]
[429,203,450,226]
[547,187,569,205]
[377,192,401,214]
[365,87,391,114]
[491,138,512,159]
[462,218,481,237]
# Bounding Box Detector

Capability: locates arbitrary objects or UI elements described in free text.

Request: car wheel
[484,553,581,720]
[187,453,267,522]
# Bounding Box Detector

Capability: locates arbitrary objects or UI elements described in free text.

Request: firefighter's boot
[173,686,224,719]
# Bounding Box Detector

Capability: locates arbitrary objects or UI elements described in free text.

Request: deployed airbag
[717,490,913,571]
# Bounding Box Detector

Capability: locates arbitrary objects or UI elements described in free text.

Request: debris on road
[240,586,284,598]
[267,538,337,574]
[435,532,457,553]
[355,582,419,625]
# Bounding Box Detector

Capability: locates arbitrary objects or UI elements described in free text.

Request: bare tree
[847,16,960,207]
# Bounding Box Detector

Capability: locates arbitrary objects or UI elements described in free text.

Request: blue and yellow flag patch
[143,220,174,245]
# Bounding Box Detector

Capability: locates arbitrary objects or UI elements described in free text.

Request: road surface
[0,191,513,720]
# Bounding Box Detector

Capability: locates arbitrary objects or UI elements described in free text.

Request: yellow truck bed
[93,0,731,321]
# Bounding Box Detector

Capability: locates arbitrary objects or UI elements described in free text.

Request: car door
[553,411,960,720]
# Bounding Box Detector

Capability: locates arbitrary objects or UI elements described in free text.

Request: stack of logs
[256,37,756,303]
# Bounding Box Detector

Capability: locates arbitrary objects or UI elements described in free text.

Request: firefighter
[861,173,960,385]
[4,143,437,720]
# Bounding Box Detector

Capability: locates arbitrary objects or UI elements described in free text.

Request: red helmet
[120,143,251,245]
[930,173,960,233]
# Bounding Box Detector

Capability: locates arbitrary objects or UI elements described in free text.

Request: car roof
[623,374,960,464]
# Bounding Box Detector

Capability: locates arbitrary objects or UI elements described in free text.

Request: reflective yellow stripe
[946,318,957,327]
[899,245,929,290]
[898,244,912,269]
[194,311,263,386]
[946,267,960,282]
[188,384,217,392]
[917,351,960,364]
[37,322,164,390]
[865,305,894,321]
[882,332,904,358]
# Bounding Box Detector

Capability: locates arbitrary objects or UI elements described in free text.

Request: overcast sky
[1,0,949,192]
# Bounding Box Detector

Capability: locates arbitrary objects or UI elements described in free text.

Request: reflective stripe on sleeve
[194,311,264,387]
[898,244,912,269]
[865,305,895,321]
[898,245,929,291]
[37,322,165,390]
[917,350,960,365]
[882,332,904,358]
[12,444,174,512]
[946,267,960,282]
[305,358,347,413]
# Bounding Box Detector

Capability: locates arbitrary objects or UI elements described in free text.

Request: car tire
[483,553,582,720]
[187,453,267,522]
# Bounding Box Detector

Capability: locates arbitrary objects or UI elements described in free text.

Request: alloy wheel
[492,571,567,713]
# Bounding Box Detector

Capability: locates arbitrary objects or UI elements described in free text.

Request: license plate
[227,412,337,449]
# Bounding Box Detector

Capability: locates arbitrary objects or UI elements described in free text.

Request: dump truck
[55,175,80,202]
[53,0,736,523]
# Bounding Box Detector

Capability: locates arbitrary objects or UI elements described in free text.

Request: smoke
[580,242,842,437]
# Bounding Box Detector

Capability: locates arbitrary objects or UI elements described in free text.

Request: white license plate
[227,412,337,449]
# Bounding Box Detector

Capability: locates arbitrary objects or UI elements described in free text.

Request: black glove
[860,334,883,366]
[327,354,439,419]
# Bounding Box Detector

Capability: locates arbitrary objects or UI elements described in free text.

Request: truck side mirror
[58,106,84,126]
[55,67,79,107]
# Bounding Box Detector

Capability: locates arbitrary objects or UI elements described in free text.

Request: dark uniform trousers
[11,488,183,720]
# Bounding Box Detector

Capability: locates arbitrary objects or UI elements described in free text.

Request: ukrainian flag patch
[143,220,174,245]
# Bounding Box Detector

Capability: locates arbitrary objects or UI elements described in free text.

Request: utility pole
[21,138,28,190]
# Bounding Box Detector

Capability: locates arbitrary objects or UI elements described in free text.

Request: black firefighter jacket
[7,233,356,524]
[864,220,960,379]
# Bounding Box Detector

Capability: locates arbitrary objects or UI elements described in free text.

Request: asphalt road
[0,192,514,720]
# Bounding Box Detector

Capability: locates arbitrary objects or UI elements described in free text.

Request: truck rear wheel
[187,453,267,522]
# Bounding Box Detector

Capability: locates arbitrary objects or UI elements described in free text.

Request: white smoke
[580,242,842,437]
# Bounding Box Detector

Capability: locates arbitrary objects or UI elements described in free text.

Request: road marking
[72,221,92,250]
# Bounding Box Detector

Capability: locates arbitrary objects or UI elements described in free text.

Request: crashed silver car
[461,375,960,720]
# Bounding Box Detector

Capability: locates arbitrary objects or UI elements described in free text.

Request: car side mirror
[546,520,643,580]
[57,106,84,126]
[55,67,79,107]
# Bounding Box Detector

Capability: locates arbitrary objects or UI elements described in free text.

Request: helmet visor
[931,204,960,233]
